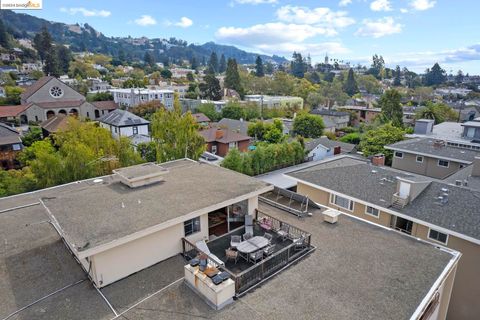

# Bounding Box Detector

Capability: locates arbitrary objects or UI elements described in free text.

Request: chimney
[372,154,385,166]
[215,128,224,140]
[472,156,480,177]
[433,139,446,149]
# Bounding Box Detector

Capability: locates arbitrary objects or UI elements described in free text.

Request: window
[12,144,21,151]
[132,126,138,135]
[466,127,475,138]
[330,194,354,211]
[229,142,238,149]
[416,156,423,163]
[114,127,117,133]
[394,151,403,158]
[211,145,217,154]
[428,228,448,244]
[184,217,201,236]
[365,206,379,218]
[49,86,63,98]
[438,160,449,168]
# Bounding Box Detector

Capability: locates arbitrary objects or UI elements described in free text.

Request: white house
[305,137,356,161]
[98,109,149,139]
[110,88,174,109]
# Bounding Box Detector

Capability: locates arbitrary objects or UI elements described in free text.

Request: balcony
[182,210,313,295]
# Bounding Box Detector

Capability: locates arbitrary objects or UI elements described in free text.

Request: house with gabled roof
[0,122,23,169]
[98,109,149,139]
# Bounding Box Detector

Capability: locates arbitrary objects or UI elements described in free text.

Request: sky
[18,0,480,74]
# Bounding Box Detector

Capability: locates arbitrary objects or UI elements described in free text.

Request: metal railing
[181,210,313,295]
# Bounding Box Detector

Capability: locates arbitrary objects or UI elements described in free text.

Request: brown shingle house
[0,123,23,170]
[199,127,251,157]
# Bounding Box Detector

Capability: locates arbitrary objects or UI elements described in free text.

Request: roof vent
[113,163,169,188]
[463,179,468,186]
[455,180,462,186]
[433,140,446,148]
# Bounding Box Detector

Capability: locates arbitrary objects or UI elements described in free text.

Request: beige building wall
[90,213,208,287]
[391,153,463,179]
[297,181,478,320]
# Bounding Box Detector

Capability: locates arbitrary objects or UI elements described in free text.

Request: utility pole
[260,95,264,120]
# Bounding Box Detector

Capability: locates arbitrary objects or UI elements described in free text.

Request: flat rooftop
[0,198,457,319]
[0,160,271,255]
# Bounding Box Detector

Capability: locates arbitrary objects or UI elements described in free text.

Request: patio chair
[249,250,264,263]
[225,248,238,264]
[259,217,273,231]
[264,232,273,244]
[243,232,253,241]
[245,215,254,235]
[230,235,242,249]
[263,244,276,257]
[195,240,225,266]
[294,236,307,251]
[277,224,290,241]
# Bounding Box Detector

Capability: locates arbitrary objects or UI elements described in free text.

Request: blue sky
[20,0,480,74]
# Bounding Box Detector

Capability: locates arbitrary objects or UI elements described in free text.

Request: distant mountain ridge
[0,10,287,65]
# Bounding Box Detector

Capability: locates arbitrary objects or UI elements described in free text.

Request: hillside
[0,10,286,65]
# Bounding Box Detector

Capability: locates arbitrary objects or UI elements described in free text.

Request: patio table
[237,236,269,254]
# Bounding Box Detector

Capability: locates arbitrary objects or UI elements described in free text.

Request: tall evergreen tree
[33,25,53,63]
[225,58,244,97]
[199,74,222,101]
[424,63,447,86]
[343,68,359,96]
[219,54,226,73]
[191,56,198,70]
[455,70,464,84]
[56,46,72,74]
[44,48,61,77]
[208,51,219,74]
[378,89,403,127]
[144,51,155,67]
[0,19,10,49]
[255,56,265,77]
[290,52,306,78]
[393,65,401,86]
[265,61,274,74]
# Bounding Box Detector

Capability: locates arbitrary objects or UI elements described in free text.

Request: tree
[359,123,405,164]
[208,51,219,74]
[255,56,265,77]
[195,103,221,122]
[144,51,155,67]
[186,72,195,82]
[0,19,11,49]
[136,141,157,162]
[221,102,245,120]
[0,86,24,105]
[160,69,172,79]
[323,72,335,82]
[33,25,53,63]
[293,114,325,138]
[343,68,359,96]
[225,58,244,97]
[130,101,164,120]
[393,65,401,86]
[415,102,458,124]
[367,54,385,79]
[44,48,61,76]
[455,70,464,85]
[291,52,306,78]
[199,74,222,101]
[219,54,226,73]
[378,89,403,127]
[21,127,43,147]
[56,46,72,74]
[151,95,205,162]
[221,148,243,172]
[190,56,198,70]
[424,63,447,86]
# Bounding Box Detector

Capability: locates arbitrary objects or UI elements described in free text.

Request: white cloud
[339,0,352,7]
[355,17,402,38]
[370,0,392,12]
[410,0,436,11]
[257,42,350,56]
[234,0,277,4]
[175,17,193,28]
[60,7,111,17]
[400,8,409,13]
[134,15,157,26]
[276,5,355,28]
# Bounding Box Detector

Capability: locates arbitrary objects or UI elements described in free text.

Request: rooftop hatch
[113,163,168,188]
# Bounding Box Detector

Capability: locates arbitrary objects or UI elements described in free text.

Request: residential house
[40,114,70,138]
[305,137,356,161]
[339,105,381,125]
[110,88,174,109]
[90,100,119,119]
[87,78,111,92]
[98,109,150,140]
[192,113,211,125]
[0,65,18,74]
[180,98,226,113]
[287,155,480,319]
[20,62,42,74]
[199,127,251,157]
[310,109,350,129]
[0,123,23,170]
[461,118,480,142]
[170,68,195,78]
[0,86,4,98]
[0,160,459,319]
[217,118,251,136]
[0,105,30,124]
[385,138,480,179]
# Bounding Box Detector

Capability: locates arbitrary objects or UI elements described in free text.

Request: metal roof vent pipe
[371,154,385,166]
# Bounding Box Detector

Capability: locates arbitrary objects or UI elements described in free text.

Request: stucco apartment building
[0,159,460,319]
[386,138,480,179]
[287,156,480,320]
[110,88,174,109]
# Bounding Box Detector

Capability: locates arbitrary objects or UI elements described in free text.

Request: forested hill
[0,10,286,65]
